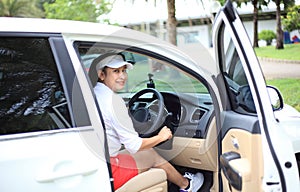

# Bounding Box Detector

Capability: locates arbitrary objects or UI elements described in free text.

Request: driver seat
[116,168,167,192]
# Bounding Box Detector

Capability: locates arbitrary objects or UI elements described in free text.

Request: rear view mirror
[267,86,284,111]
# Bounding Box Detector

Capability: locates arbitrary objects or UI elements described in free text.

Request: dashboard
[127,91,214,139]
[161,92,214,139]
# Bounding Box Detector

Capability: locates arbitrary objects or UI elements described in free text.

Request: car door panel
[0,131,111,192]
[213,1,299,191]
[221,128,263,191]
[221,112,260,136]
[221,112,263,191]
[0,34,112,192]
[213,1,269,191]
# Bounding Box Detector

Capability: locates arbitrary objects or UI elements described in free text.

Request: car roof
[0,17,216,78]
[0,17,174,52]
[0,17,123,35]
[0,17,173,48]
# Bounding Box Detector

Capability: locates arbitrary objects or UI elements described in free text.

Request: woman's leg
[131,148,189,189]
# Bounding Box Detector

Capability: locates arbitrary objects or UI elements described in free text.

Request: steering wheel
[128,88,167,138]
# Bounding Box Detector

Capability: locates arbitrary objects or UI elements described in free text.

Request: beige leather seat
[116,149,168,192]
[116,168,167,192]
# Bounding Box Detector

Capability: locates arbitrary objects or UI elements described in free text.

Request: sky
[101,0,218,24]
[101,0,300,25]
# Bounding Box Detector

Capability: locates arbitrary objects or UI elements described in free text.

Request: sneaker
[179,172,204,192]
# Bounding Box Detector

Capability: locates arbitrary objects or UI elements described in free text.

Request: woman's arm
[139,126,172,150]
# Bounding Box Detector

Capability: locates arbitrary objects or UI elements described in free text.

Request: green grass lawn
[266,78,300,112]
[255,43,300,60]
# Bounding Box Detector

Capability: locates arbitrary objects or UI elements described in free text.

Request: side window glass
[221,26,256,114]
[0,37,72,135]
[77,45,209,95]
[126,55,209,94]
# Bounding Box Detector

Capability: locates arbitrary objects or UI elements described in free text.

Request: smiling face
[98,66,128,92]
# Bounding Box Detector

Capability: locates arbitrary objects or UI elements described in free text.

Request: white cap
[95,54,133,71]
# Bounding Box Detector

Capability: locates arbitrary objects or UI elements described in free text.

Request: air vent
[191,108,205,121]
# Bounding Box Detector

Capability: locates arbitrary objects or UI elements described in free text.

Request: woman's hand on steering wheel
[128,88,167,138]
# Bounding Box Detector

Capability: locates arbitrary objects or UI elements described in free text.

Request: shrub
[258,30,276,45]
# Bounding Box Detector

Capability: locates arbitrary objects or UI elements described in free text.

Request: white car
[0,1,299,192]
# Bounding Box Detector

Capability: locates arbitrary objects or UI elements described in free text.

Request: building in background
[101,0,300,48]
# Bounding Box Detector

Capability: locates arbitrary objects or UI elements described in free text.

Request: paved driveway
[259,58,300,79]
[180,45,300,80]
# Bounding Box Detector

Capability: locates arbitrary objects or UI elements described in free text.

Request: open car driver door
[213,1,298,191]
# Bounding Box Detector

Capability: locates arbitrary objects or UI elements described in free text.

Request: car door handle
[220,151,242,191]
[36,161,98,183]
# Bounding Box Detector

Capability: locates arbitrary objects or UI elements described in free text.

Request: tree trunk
[275,0,284,49]
[167,0,177,45]
[252,0,259,48]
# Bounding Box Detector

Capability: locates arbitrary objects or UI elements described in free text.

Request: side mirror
[267,86,284,111]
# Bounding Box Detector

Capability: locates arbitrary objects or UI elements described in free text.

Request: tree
[43,0,111,22]
[117,0,178,45]
[272,0,294,49]
[227,0,294,49]
[250,0,259,48]
[218,0,269,48]
[225,0,269,48]
[0,0,44,17]
[251,0,270,48]
[166,0,177,45]
[274,0,284,49]
[37,0,55,12]
[282,4,300,33]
